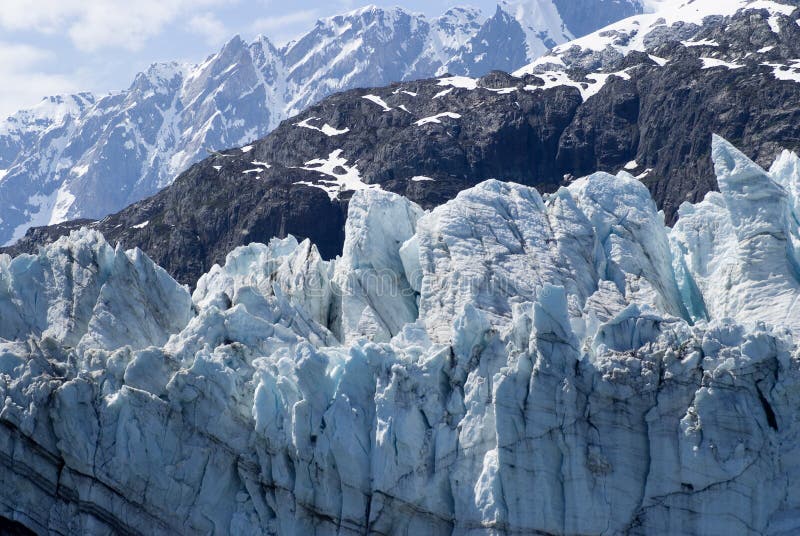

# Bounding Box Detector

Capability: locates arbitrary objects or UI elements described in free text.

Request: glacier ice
[0,229,192,352]
[3,136,800,534]
[671,135,800,334]
[333,189,423,345]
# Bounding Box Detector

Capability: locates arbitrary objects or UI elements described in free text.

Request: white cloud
[250,9,320,41]
[0,43,50,70]
[0,0,234,51]
[188,13,230,46]
[0,42,80,118]
[0,0,69,33]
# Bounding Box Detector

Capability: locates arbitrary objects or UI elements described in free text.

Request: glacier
[2,136,800,534]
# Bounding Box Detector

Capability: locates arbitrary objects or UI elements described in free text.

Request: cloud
[0,42,80,118]
[250,9,320,41]
[0,42,51,70]
[0,0,234,51]
[0,0,70,33]
[188,13,230,46]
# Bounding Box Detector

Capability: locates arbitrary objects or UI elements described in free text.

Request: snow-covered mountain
[510,0,800,216]
[517,0,799,73]
[0,93,96,171]
[2,136,800,534]
[0,0,644,246]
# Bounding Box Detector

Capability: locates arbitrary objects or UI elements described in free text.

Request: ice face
[333,188,423,344]
[0,228,192,352]
[2,136,800,534]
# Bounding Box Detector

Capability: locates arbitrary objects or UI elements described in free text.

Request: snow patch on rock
[415,112,462,126]
[701,57,745,70]
[296,149,382,200]
[361,94,392,111]
[295,117,350,136]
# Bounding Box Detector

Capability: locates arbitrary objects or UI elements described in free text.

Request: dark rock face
[6,6,800,288]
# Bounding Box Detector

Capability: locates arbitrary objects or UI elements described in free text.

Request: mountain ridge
[0,0,644,245]
[7,0,800,287]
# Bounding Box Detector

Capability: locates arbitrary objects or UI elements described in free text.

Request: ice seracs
[671,135,800,334]
[334,189,423,344]
[3,136,800,534]
[0,228,192,352]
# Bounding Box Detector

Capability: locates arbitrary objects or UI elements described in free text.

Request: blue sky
[0,0,500,118]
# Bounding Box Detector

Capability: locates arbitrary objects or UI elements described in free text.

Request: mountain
[0,93,96,170]
[0,0,644,246]
[2,136,800,534]
[516,0,800,219]
[9,0,800,287]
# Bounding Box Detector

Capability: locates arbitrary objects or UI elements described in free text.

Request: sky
[0,0,501,118]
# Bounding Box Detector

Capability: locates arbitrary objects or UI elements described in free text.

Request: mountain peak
[324,3,409,24]
[342,3,394,17]
[516,0,798,76]
[439,5,484,22]
[219,33,247,54]
[143,61,187,82]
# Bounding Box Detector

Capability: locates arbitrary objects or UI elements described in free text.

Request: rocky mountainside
[0,0,644,246]
[9,0,800,287]
[518,0,800,226]
[2,137,800,534]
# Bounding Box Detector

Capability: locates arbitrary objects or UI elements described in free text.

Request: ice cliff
[2,136,800,534]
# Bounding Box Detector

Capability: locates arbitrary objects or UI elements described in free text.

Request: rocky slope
[9,0,800,286]
[0,0,644,246]
[2,137,800,534]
